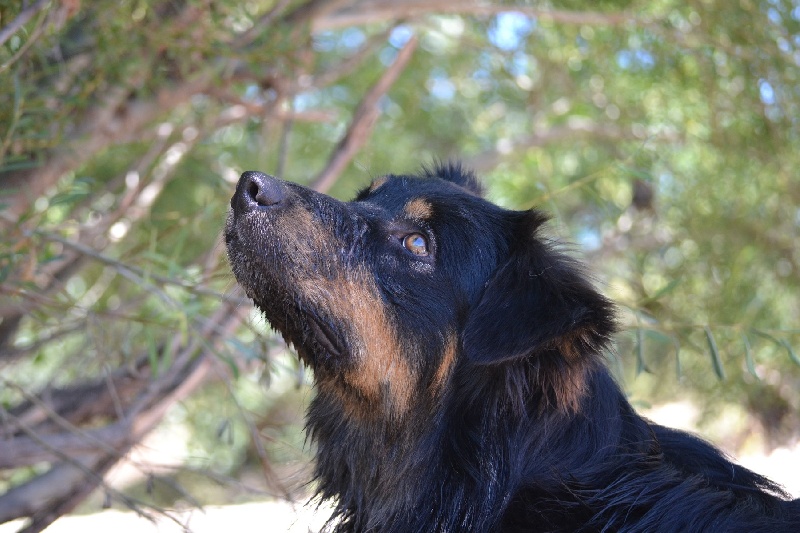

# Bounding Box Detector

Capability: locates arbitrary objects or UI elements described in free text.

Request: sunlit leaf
[704,326,726,380]
[641,278,682,304]
[778,339,800,367]
[634,327,650,375]
[742,334,758,379]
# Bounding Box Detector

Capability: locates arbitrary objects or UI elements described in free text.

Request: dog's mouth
[252,297,346,364]
[305,313,345,360]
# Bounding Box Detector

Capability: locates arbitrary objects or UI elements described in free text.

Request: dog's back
[225,163,799,532]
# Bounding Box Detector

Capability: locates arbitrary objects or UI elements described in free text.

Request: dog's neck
[305,364,631,532]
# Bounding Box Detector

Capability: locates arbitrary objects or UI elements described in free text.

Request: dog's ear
[463,213,615,366]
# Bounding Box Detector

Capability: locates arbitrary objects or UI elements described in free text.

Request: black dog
[225,163,799,532]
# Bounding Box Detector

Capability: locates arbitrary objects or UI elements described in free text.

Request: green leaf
[216,419,233,445]
[177,312,189,347]
[617,164,653,182]
[778,339,800,367]
[673,337,682,379]
[146,332,160,378]
[751,329,794,366]
[49,179,93,207]
[704,326,726,380]
[159,339,172,375]
[0,159,41,172]
[216,348,241,380]
[642,278,681,304]
[49,191,88,207]
[634,327,650,375]
[752,329,780,344]
[742,334,758,379]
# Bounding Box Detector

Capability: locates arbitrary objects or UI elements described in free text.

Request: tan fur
[342,276,415,418]
[430,333,457,396]
[299,273,416,418]
[368,176,388,193]
[404,198,433,220]
[265,194,418,418]
[547,331,593,413]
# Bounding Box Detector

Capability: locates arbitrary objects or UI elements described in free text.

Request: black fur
[225,163,799,532]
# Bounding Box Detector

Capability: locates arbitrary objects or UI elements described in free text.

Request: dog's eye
[402,233,429,256]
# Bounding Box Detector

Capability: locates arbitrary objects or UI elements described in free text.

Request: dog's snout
[233,171,286,213]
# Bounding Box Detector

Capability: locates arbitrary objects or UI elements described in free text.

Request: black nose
[232,171,286,214]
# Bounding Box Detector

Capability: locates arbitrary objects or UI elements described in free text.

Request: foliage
[1,0,798,528]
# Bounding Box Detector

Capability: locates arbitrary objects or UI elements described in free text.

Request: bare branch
[466,117,682,173]
[0,0,50,48]
[3,358,152,440]
[0,72,212,228]
[312,26,397,89]
[4,377,195,531]
[235,0,296,47]
[207,88,338,123]
[0,452,135,527]
[283,0,356,27]
[313,0,637,32]
[0,298,248,525]
[310,34,419,192]
[276,100,294,178]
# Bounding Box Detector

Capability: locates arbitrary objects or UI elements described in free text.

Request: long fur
[225,163,799,532]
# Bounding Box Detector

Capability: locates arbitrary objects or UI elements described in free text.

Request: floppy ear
[462,219,615,367]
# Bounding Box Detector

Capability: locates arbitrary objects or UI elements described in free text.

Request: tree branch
[313,0,636,32]
[283,0,356,27]
[0,70,212,229]
[0,0,51,48]
[310,34,419,192]
[0,299,248,526]
[312,26,396,89]
[467,117,682,173]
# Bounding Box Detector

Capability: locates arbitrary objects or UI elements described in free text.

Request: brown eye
[402,233,429,256]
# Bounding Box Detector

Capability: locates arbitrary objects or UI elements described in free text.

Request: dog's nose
[233,171,286,213]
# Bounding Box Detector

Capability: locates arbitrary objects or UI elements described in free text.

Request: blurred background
[1,0,799,531]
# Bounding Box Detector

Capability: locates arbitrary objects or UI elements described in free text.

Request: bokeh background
[1,1,799,531]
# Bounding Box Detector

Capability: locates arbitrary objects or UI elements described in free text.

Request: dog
[225,163,799,532]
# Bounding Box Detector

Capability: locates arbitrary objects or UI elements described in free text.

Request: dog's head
[225,163,615,419]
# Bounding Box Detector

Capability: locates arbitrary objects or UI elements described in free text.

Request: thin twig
[466,118,682,174]
[0,408,152,525]
[207,354,293,500]
[282,0,355,27]
[313,0,639,32]
[0,0,50,47]
[276,98,294,177]
[312,26,397,89]
[235,0,295,47]
[0,4,48,74]
[0,221,244,304]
